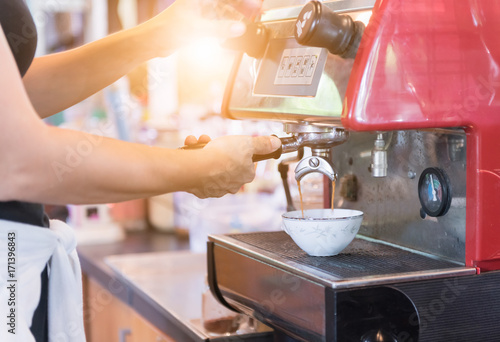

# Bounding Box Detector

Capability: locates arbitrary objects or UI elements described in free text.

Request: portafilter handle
[180,137,284,162]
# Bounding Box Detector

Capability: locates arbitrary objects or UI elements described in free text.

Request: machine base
[207,232,500,341]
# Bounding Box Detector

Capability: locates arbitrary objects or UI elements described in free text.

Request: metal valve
[371,133,388,178]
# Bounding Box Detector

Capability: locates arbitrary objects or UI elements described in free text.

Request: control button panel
[254,38,327,97]
[274,47,322,86]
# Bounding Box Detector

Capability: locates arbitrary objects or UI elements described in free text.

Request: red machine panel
[343,0,500,270]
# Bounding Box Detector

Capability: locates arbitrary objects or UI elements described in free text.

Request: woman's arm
[22,25,155,118]
[1,27,280,205]
[22,0,254,118]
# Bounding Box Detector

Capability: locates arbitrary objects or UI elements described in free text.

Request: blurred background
[26,0,312,250]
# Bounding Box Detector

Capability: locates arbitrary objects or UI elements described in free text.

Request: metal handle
[252,146,282,162]
[180,139,283,162]
[179,142,208,150]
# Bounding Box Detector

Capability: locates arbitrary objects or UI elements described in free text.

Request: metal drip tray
[208,232,477,341]
[210,231,475,289]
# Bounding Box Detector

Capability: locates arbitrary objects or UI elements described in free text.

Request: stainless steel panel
[213,244,326,339]
[332,130,467,263]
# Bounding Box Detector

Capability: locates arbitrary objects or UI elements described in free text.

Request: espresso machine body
[208,1,500,341]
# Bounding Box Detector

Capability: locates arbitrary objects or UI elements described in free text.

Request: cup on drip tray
[282,209,364,256]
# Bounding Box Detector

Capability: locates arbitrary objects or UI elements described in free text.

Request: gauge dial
[418,167,452,217]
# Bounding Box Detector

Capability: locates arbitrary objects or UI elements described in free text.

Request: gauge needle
[430,174,437,201]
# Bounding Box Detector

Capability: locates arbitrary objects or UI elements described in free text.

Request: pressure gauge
[418,167,452,217]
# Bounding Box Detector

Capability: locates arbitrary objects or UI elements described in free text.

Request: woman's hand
[186,135,281,198]
[142,0,263,57]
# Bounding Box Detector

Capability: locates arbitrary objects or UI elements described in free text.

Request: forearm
[4,125,208,205]
[22,24,159,118]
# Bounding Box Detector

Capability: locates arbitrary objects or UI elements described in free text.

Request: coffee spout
[295,155,337,182]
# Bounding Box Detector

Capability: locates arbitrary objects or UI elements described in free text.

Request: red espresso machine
[207,0,500,341]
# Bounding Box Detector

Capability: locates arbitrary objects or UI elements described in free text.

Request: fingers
[198,134,212,144]
[251,135,282,155]
[184,135,212,146]
[184,135,198,146]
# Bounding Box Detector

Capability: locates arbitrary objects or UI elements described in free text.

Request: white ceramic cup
[282,209,364,256]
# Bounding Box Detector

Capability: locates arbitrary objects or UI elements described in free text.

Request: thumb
[252,136,282,155]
